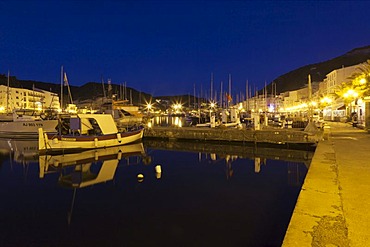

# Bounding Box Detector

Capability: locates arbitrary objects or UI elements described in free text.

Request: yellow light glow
[320,97,332,104]
[360,78,366,84]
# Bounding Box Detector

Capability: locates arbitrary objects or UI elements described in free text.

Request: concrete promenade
[283,122,370,246]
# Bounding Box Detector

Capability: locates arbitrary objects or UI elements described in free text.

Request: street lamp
[320,96,333,121]
[343,89,359,120]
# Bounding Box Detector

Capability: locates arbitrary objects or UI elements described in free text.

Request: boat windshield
[14,109,38,117]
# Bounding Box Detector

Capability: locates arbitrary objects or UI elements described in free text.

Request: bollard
[155,165,162,179]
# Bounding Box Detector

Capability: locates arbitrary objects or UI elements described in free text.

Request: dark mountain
[272,45,370,94]
[0,75,199,107]
[1,45,370,102]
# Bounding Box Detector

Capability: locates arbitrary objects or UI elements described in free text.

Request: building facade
[0,85,60,112]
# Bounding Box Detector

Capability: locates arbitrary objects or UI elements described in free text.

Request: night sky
[1,0,369,97]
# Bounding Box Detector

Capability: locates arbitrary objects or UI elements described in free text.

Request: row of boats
[0,109,144,154]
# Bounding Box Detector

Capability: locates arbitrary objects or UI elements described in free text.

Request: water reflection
[39,142,147,187]
[150,116,188,127]
[38,142,147,225]
[0,137,311,246]
[144,139,313,185]
[0,138,38,164]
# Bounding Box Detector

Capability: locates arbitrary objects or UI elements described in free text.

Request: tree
[336,60,370,103]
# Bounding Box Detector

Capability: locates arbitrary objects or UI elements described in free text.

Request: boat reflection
[0,138,38,164]
[38,142,148,225]
[39,142,147,187]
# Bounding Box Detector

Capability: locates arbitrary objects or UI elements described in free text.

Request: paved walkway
[283,122,370,247]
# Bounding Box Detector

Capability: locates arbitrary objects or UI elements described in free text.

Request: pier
[144,126,320,147]
[283,122,370,246]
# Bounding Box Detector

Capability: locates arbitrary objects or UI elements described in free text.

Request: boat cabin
[64,114,118,136]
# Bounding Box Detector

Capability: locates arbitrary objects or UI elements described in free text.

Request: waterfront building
[0,85,60,112]
[318,64,361,122]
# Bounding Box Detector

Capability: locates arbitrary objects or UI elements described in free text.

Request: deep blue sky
[1,0,369,97]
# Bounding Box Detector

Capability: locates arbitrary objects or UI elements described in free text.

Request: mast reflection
[144,139,313,183]
[38,142,148,225]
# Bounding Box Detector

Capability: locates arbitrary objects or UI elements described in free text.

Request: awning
[337,105,346,110]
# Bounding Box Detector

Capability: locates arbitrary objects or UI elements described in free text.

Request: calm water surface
[0,138,311,247]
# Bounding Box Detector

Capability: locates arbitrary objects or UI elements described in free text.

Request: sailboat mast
[101,75,106,99]
[210,72,213,101]
[246,80,249,111]
[228,74,231,108]
[264,81,267,111]
[66,73,74,105]
[60,66,63,112]
[6,70,10,113]
[220,81,223,108]
[193,83,196,109]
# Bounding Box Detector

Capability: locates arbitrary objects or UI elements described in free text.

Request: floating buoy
[137,173,144,182]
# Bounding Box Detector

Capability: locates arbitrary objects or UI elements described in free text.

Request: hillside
[0,76,199,107]
[1,45,370,102]
[272,45,370,94]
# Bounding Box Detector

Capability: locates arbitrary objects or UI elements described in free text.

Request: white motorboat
[0,109,58,138]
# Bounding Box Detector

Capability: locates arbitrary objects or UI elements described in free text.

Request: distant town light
[268,104,274,112]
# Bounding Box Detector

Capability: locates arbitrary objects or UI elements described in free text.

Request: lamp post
[320,96,333,121]
[343,89,359,121]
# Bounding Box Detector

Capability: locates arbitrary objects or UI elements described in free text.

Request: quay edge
[143,126,320,147]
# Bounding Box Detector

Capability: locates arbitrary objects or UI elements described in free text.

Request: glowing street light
[343,89,358,99]
[320,97,332,104]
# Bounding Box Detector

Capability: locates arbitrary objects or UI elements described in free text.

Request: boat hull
[38,128,144,154]
[0,120,58,139]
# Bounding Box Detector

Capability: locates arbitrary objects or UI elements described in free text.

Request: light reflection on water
[150,116,189,127]
[0,138,312,247]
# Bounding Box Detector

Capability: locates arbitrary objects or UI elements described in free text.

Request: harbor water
[0,136,311,247]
